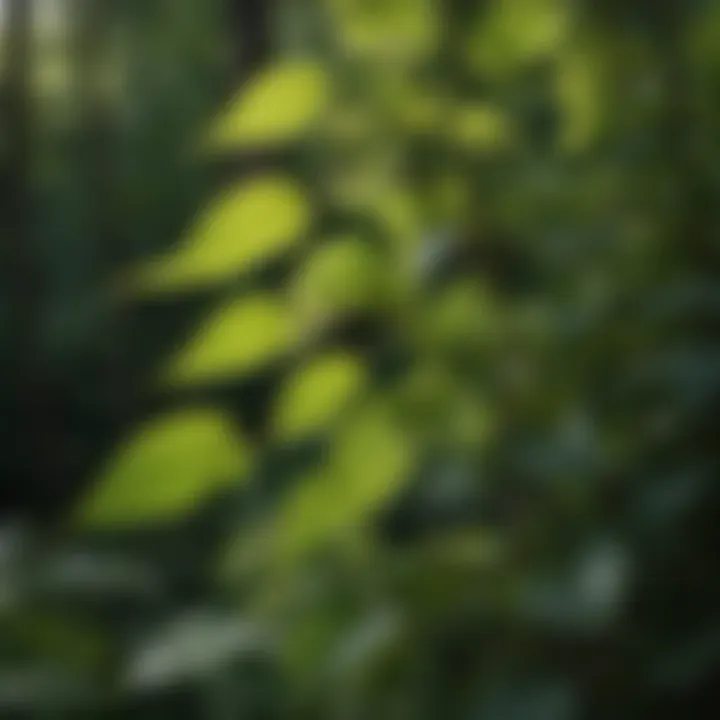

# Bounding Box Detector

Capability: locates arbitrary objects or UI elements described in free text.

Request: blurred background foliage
[1,0,719,717]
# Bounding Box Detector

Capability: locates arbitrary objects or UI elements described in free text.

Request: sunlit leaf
[128,176,311,295]
[76,409,250,528]
[165,295,294,385]
[272,352,368,440]
[205,61,330,149]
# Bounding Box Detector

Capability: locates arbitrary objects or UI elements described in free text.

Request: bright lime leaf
[205,61,329,150]
[76,410,251,528]
[273,352,367,440]
[165,295,294,386]
[128,176,311,295]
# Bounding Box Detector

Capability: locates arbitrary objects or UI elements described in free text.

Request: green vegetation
[1,0,719,718]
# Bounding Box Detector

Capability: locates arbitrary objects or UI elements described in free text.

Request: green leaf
[331,402,415,514]
[126,612,271,689]
[165,295,294,386]
[272,352,368,441]
[466,0,572,77]
[205,60,330,150]
[556,40,608,154]
[327,0,439,62]
[452,103,515,151]
[76,409,251,528]
[276,402,415,562]
[421,279,500,352]
[292,237,390,330]
[128,176,311,295]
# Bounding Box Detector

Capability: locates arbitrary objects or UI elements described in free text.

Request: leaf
[375,188,424,252]
[556,40,607,153]
[205,61,330,150]
[272,352,368,441]
[274,471,343,564]
[327,0,439,62]
[165,295,294,386]
[467,0,572,77]
[686,1,720,75]
[128,176,311,295]
[452,103,515,151]
[125,612,273,690]
[422,279,500,352]
[292,237,390,329]
[332,402,415,514]
[76,409,251,528]
[276,402,415,562]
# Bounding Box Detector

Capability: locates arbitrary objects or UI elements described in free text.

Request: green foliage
[274,400,416,563]
[327,0,440,62]
[291,236,395,330]
[467,0,573,77]
[128,176,312,295]
[272,352,368,441]
[205,60,330,150]
[76,410,251,527]
[2,0,720,717]
[165,295,294,385]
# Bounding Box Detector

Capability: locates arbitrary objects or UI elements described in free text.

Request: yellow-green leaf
[275,470,342,563]
[165,295,294,386]
[327,0,439,62]
[374,187,424,251]
[467,0,572,77]
[76,409,251,528]
[128,176,311,295]
[292,237,390,328]
[272,352,367,441]
[556,40,607,153]
[330,402,415,516]
[452,103,515,151]
[274,402,415,563]
[205,61,330,150]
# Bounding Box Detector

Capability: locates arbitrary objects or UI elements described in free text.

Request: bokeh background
[1,0,720,717]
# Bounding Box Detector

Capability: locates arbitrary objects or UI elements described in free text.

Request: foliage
[1,0,719,718]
